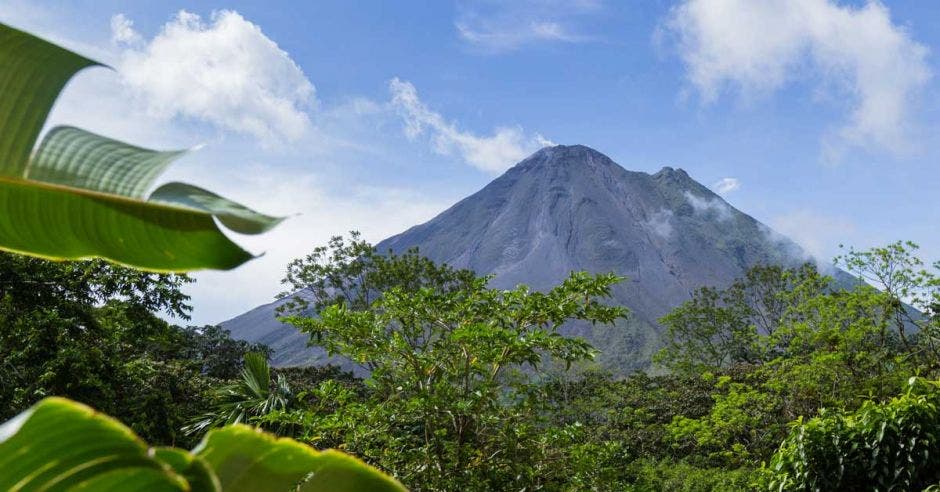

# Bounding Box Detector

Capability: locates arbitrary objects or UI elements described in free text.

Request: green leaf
[299,450,408,492]
[194,424,407,492]
[0,397,406,491]
[0,397,188,491]
[0,22,286,271]
[0,23,99,177]
[29,126,186,198]
[0,176,253,272]
[153,448,221,492]
[150,182,285,235]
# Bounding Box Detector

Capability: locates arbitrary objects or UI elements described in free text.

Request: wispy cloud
[456,0,602,53]
[114,10,315,144]
[389,78,552,173]
[684,191,732,220]
[770,209,856,261]
[665,0,931,160]
[712,177,740,194]
[643,209,674,239]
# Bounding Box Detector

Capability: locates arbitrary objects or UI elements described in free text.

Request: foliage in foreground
[0,22,283,271]
[0,397,405,491]
[769,377,940,491]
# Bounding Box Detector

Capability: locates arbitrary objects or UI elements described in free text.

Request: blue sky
[3,0,938,324]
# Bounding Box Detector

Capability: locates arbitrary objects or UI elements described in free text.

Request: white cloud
[116,10,315,143]
[684,191,732,220]
[17,5,556,324]
[770,209,856,261]
[666,0,930,157]
[389,78,552,173]
[643,209,674,238]
[110,14,141,45]
[712,177,740,194]
[457,21,585,51]
[456,0,600,53]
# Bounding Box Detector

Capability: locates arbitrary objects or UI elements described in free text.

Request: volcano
[223,145,822,372]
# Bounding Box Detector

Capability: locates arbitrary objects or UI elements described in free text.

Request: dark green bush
[769,378,940,491]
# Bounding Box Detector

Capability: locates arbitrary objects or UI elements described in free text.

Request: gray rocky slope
[222,145,824,372]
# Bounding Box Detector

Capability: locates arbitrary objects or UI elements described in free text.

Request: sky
[3,0,938,325]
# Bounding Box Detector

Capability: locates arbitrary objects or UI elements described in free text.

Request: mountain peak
[224,144,824,374]
[516,144,620,173]
[654,166,688,177]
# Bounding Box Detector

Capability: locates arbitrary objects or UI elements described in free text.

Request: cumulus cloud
[456,0,600,53]
[712,177,740,194]
[389,78,552,173]
[115,10,315,143]
[685,191,732,220]
[666,0,930,157]
[110,14,141,45]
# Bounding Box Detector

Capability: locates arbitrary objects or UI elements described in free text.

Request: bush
[768,378,940,491]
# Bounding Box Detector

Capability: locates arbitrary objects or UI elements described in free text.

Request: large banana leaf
[0,397,194,491]
[0,397,407,492]
[195,425,407,492]
[0,22,285,271]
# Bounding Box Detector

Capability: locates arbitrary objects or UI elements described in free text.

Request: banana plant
[0,397,406,491]
[0,23,285,272]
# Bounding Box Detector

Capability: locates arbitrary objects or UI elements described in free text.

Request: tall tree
[276,234,628,490]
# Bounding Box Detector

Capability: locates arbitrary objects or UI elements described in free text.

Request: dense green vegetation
[0,397,405,491]
[0,252,268,447]
[0,251,405,489]
[217,235,937,490]
[2,238,938,490]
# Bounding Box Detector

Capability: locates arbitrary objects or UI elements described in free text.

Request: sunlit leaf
[153,447,221,492]
[0,397,188,491]
[0,22,286,271]
[0,398,408,491]
[0,177,253,272]
[194,424,407,492]
[0,24,98,176]
[150,182,284,235]
[29,125,186,198]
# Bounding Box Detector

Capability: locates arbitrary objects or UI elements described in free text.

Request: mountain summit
[224,145,814,371]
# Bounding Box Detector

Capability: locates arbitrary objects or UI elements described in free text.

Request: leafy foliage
[6,234,939,490]
[184,353,295,436]
[769,378,940,491]
[0,252,266,447]
[270,234,628,489]
[0,22,283,271]
[0,397,405,491]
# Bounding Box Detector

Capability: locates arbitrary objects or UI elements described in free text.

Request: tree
[278,231,476,319]
[0,251,267,447]
[656,263,828,374]
[836,241,940,367]
[276,234,628,490]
